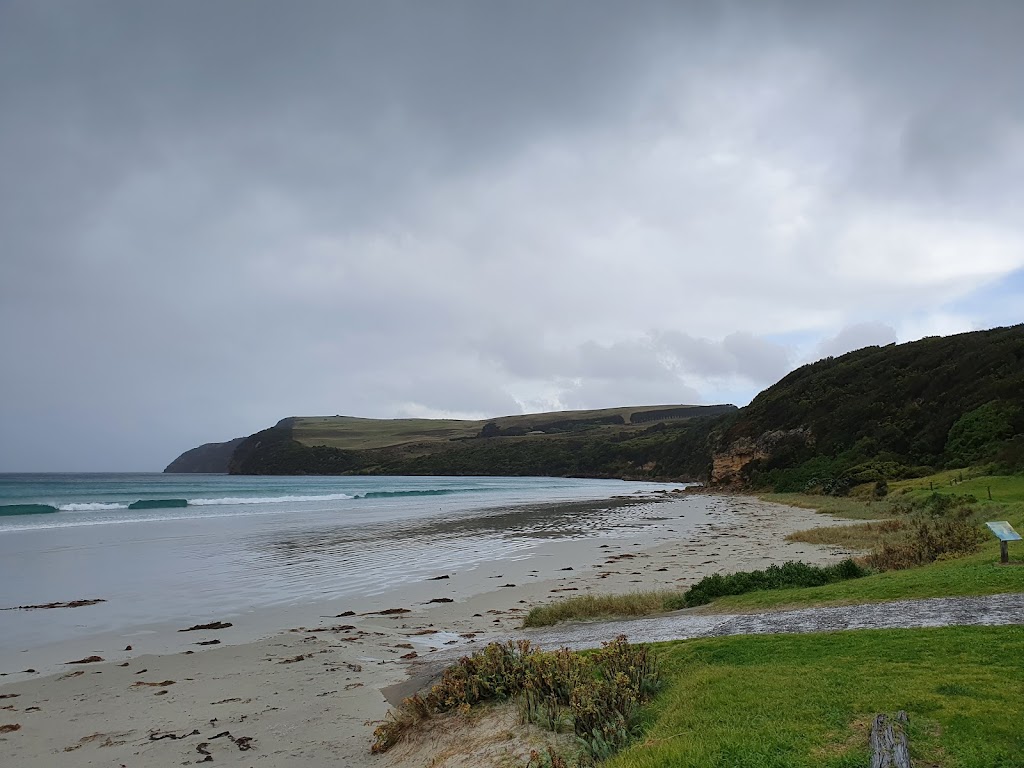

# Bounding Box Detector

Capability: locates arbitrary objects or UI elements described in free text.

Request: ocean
[0,473,696,668]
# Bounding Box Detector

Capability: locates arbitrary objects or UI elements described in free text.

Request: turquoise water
[0,473,691,662]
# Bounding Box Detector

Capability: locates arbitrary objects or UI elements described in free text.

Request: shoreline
[0,493,857,767]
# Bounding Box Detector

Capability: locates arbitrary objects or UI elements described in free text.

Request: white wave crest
[187,493,356,506]
[58,502,130,512]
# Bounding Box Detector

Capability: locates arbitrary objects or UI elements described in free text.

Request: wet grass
[607,625,1024,768]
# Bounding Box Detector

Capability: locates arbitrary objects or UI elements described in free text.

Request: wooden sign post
[986,521,1022,564]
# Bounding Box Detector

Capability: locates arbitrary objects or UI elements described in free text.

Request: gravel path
[518,592,1024,651]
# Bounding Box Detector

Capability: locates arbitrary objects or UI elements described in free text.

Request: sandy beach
[0,494,856,767]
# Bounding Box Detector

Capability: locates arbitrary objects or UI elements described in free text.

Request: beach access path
[404,592,1024,688]
[517,591,1024,649]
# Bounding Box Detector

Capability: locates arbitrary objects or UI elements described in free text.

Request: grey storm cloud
[2,1,1024,470]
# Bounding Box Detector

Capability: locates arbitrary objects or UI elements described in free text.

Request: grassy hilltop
[291,405,727,451]
[220,404,736,478]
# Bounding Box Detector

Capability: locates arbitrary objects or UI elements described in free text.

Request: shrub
[868,509,985,571]
[680,559,868,608]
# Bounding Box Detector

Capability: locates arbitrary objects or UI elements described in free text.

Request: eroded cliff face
[711,428,813,486]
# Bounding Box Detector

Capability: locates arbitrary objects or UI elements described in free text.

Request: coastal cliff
[711,428,813,486]
[163,437,245,473]
[710,324,1024,491]
[223,406,733,480]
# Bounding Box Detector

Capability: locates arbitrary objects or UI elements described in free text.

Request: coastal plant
[868,508,984,571]
[526,745,571,768]
[371,635,661,764]
[522,591,682,628]
[679,559,869,608]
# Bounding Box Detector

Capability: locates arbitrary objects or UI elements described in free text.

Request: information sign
[986,521,1022,541]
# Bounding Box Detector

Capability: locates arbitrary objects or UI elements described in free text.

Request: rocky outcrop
[163,437,245,473]
[711,428,813,486]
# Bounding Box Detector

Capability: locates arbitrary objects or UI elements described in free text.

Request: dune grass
[606,625,1024,768]
[786,518,906,550]
[523,591,683,628]
[757,492,898,520]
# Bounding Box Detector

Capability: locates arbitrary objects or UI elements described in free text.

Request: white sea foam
[58,502,130,511]
[187,493,356,506]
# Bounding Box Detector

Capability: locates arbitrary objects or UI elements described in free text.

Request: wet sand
[0,494,856,767]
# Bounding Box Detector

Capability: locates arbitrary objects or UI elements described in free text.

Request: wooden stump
[870,710,911,768]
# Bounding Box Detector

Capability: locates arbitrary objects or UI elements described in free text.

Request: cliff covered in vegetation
[712,324,1024,491]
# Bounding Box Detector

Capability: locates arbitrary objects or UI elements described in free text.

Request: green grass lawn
[890,470,1024,505]
[608,626,1024,768]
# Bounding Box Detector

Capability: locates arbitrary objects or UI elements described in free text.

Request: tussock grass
[373,636,661,764]
[759,492,899,520]
[786,519,907,550]
[606,626,1024,768]
[522,591,682,628]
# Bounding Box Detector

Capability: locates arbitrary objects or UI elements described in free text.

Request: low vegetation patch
[524,561,868,627]
[787,518,907,550]
[372,635,661,765]
[522,592,682,629]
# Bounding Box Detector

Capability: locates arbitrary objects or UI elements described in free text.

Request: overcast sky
[2,1,1023,471]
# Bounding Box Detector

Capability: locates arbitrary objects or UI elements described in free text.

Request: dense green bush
[677,559,869,608]
[868,508,985,571]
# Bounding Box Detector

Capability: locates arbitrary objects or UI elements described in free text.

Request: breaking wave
[188,494,356,506]
[356,489,479,499]
[59,502,130,511]
[2,488,488,518]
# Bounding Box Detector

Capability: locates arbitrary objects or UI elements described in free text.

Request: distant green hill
[711,324,1024,491]
[220,405,737,479]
